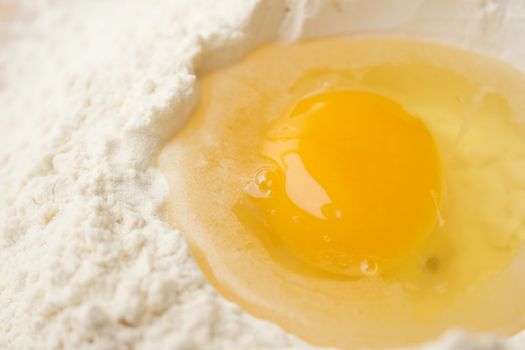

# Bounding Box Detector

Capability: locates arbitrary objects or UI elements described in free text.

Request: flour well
[1,0,525,349]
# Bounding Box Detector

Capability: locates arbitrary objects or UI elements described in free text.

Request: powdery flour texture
[0,0,311,349]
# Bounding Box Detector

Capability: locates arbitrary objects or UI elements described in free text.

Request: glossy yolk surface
[247,90,442,276]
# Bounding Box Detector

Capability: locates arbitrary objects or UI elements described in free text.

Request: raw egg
[158,38,525,349]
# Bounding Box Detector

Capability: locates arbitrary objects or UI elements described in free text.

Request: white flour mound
[1,0,525,350]
[0,1,308,349]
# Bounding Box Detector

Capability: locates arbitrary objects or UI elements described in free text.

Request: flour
[0,1,309,349]
[1,0,525,349]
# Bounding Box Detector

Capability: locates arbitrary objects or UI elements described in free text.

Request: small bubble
[360,259,379,276]
[322,234,332,243]
[253,167,277,197]
[255,168,274,186]
[269,209,277,216]
[322,204,343,220]
[291,215,299,223]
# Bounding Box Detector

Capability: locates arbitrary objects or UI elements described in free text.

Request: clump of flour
[1,0,525,350]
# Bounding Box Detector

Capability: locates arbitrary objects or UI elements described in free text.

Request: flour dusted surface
[0,0,310,349]
[1,0,525,349]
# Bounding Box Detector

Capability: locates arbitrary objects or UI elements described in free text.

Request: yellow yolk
[247,90,442,276]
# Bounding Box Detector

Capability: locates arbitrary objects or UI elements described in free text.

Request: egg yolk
[247,90,442,276]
